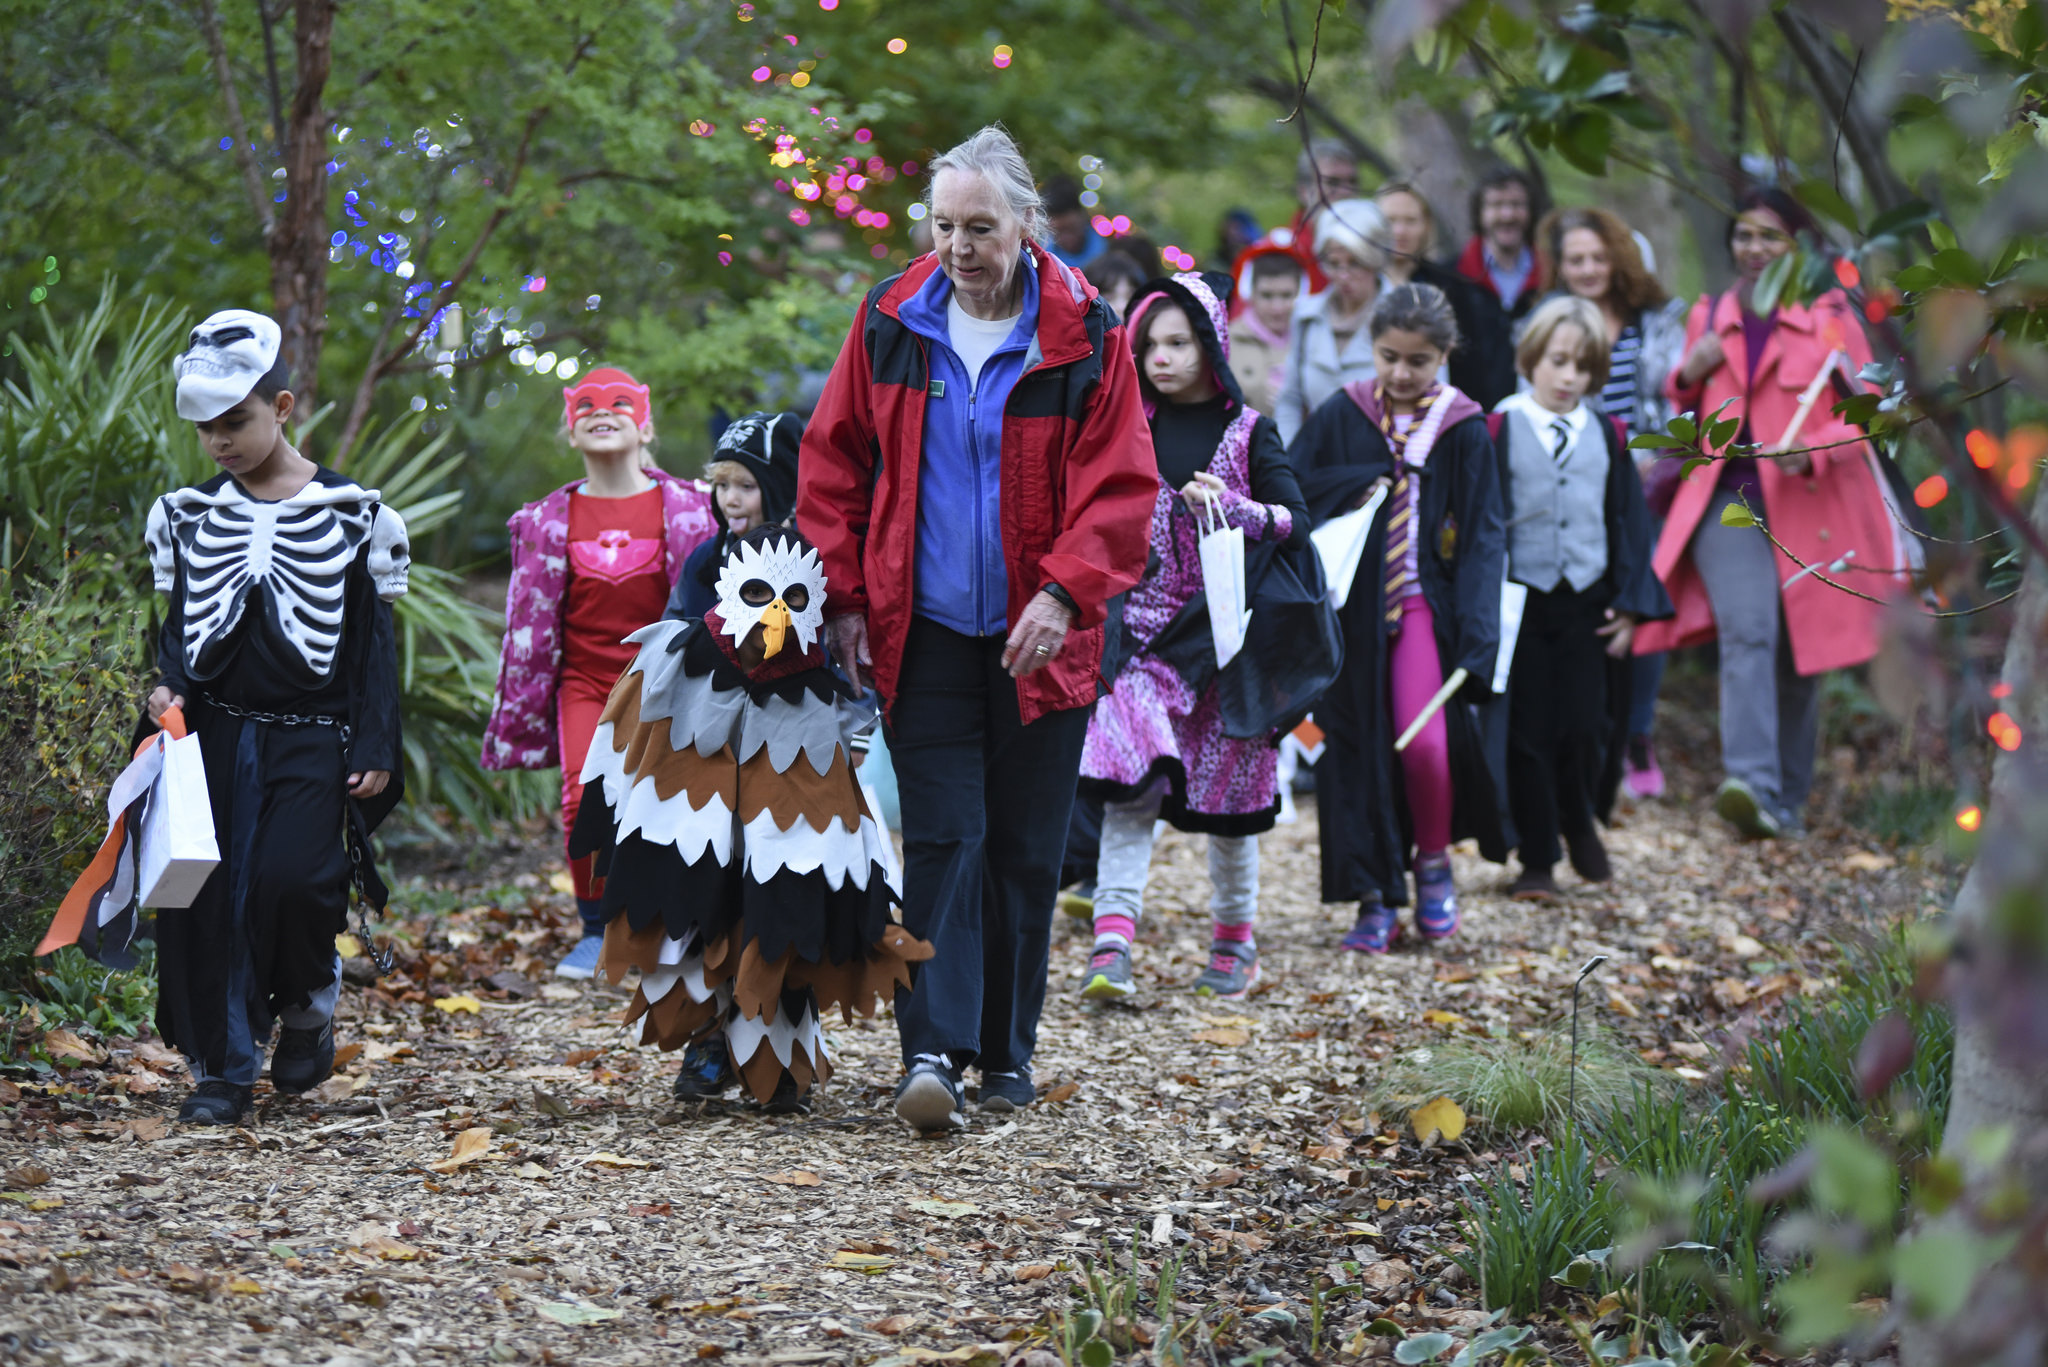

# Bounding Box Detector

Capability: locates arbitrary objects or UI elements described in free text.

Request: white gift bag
[1197,496,1253,668]
[1494,579,1530,695]
[1310,482,1389,610]
[137,728,220,908]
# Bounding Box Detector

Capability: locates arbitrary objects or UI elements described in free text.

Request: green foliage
[1449,930,1954,1339]
[0,290,549,971]
[0,945,158,1048]
[1373,1021,1660,1135]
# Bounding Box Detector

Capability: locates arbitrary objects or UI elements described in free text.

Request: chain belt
[199,693,353,748]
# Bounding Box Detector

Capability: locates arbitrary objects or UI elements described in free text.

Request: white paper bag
[1493,579,1530,695]
[1310,482,1389,610]
[1197,497,1253,668]
[137,730,220,908]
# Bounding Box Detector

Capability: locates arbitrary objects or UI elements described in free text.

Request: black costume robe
[1293,393,1509,908]
[145,467,406,1079]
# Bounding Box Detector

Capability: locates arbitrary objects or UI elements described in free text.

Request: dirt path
[0,789,1928,1367]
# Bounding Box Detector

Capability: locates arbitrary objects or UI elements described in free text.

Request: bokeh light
[886,37,906,53]
[1956,805,1982,832]
[1913,474,1947,508]
[993,44,1013,68]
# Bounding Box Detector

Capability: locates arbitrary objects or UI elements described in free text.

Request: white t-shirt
[947,295,1019,391]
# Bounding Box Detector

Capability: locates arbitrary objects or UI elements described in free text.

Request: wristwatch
[1039,582,1079,621]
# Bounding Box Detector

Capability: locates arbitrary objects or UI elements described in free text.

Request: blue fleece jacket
[895,257,1040,637]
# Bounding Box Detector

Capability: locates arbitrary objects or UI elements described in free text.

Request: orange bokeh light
[1834,258,1862,289]
[1988,712,2023,751]
[1914,475,1948,508]
[1967,429,2003,469]
[1956,805,1983,832]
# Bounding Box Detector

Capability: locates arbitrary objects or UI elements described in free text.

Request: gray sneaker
[1192,940,1260,999]
[893,1058,965,1133]
[1078,942,1137,1000]
[1714,779,1782,840]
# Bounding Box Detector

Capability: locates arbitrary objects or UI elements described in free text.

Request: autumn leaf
[628,1203,672,1217]
[1841,851,1894,874]
[334,932,363,957]
[1420,1009,1465,1027]
[767,1169,822,1186]
[4,1165,52,1190]
[563,1048,602,1066]
[908,1198,979,1217]
[1410,1096,1467,1145]
[869,1314,916,1334]
[829,1250,894,1271]
[532,1086,574,1118]
[228,1276,264,1295]
[331,1042,365,1069]
[121,1071,163,1095]
[538,1301,623,1325]
[1201,1013,1257,1028]
[515,1162,551,1179]
[1014,1263,1056,1281]
[432,994,483,1015]
[1043,1082,1080,1104]
[165,1263,217,1295]
[41,1028,101,1064]
[428,1126,493,1173]
[1200,1167,1244,1188]
[133,1040,183,1070]
[1191,1027,1249,1047]
[123,1117,168,1142]
[583,1152,653,1169]
[350,1222,421,1261]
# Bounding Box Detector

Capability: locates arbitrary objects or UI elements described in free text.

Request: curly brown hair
[1538,207,1668,315]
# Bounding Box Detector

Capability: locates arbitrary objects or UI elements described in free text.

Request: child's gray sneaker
[1078,943,1136,1000]
[1192,940,1259,999]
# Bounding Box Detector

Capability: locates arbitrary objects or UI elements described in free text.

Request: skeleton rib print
[149,476,409,683]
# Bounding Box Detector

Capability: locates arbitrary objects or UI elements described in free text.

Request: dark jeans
[887,617,1090,1075]
[1506,583,1609,869]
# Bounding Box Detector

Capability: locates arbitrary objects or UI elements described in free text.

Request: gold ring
[1034,644,1052,655]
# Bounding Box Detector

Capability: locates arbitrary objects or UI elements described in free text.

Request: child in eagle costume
[568,524,931,1113]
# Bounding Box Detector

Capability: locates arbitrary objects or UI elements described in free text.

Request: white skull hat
[713,532,828,660]
[174,309,283,421]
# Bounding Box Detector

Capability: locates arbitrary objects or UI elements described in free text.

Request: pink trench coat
[1633,290,1909,676]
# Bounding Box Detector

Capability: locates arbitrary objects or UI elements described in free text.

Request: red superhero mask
[562,367,651,430]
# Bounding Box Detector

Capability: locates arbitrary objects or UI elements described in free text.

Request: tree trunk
[268,0,335,418]
[1899,476,2048,1365]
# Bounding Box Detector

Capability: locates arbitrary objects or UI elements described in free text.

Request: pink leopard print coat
[480,471,717,770]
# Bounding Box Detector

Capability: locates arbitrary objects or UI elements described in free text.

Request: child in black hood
[666,411,805,621]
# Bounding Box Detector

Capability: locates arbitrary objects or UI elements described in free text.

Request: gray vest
[1505,407,1609,593]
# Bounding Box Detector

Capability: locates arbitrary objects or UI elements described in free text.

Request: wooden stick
[1774,349,1844,453]
[1394,667,1469,752]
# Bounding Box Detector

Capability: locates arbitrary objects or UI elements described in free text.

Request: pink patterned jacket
[480,471,717,770]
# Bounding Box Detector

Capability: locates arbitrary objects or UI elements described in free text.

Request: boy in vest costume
[1491,296,1670,902]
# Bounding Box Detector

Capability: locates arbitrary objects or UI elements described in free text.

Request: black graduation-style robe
[1294,394,1509,908]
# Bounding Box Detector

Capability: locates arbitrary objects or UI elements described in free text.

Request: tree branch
[1773,10,1915,215]
[196,0,275,238]
[257,0,286,144]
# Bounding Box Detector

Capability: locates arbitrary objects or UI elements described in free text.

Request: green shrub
[1373,1021,1658,1135]
[0,285,551,979]
[1453,1131,1619,1319]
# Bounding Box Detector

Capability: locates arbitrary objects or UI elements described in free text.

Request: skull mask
[174,309,283,421]
[713,531,828,662]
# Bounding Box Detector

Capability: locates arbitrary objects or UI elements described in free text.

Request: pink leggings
[1388,594,1453,856]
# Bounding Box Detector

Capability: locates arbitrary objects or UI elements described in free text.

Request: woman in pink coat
[1635,189,1910,839]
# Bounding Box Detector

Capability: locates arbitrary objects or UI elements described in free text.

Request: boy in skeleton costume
[570,526,930,1112]
[134,310,406,1125]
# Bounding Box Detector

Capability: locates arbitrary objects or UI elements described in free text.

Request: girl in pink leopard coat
[1076,273,1309,1004]
[480,368,718,977]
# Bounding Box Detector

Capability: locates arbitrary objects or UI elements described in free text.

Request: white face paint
[713,534,828,660]
[175,310,283,421]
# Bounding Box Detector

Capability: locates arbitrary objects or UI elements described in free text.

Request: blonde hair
[703,458,755,485]
[1515,295,1611,389]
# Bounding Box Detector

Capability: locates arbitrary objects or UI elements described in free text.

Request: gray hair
[1313,198,1388,269]
[925,125,1049,246]
[1296,138,1356,184]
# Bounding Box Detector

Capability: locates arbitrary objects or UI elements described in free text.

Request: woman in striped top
[1535,207,1688,799]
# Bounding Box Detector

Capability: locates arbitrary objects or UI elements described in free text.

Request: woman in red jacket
[1635,189,1910,839]
[798,126,1157,1134]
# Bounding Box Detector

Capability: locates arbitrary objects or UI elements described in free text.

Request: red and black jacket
[797,242,1159,723]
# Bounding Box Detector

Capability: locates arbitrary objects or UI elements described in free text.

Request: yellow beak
[759,601,791,658]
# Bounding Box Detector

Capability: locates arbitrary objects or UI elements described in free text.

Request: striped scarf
[1377,383,1441,627]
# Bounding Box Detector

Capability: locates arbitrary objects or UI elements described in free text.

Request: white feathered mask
[714,532,828,660]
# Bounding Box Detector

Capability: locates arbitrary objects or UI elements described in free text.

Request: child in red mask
[481,368,718,978]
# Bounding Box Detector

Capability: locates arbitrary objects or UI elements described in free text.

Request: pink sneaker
[1625,736,1665,800]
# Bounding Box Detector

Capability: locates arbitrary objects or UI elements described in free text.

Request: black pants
[1506,583,1609,870]
[886,618,1090,1074]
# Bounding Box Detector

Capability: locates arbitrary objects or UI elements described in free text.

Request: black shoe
[894,1057,965,1133]
[761,1072,813,1115]
[1509,865,1560,902]
[1565,828,1612,883]
[270,1021,336,1095]
[178,1080,253,1126]
[672,1040,736,1101]
[978,1068,1034,1112]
